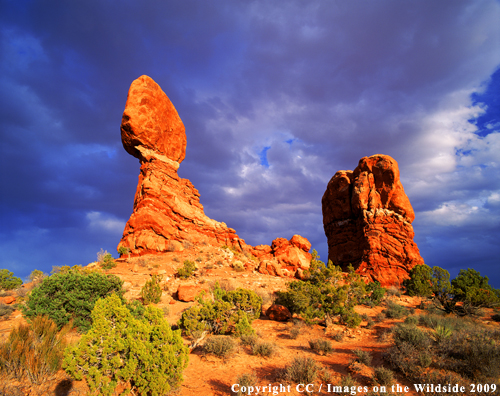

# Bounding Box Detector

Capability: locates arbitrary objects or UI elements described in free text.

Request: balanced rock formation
[118,76,245,255]
[322,154,424,286]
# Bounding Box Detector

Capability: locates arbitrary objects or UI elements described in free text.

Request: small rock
[1,296,15,304]
[177,285,201,302]
[266,304,292,322]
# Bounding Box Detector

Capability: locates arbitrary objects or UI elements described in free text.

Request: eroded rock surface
[322,154,424,286]
[118,76,245,255]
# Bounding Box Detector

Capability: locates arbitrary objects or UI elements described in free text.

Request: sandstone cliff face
[118,76,245,254]
[322,154,424,286]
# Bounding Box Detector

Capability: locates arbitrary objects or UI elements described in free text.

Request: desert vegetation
[0,251,499,395]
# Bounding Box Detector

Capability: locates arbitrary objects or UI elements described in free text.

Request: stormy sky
[1,1,499,287]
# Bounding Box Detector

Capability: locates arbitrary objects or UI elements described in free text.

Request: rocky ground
[1,245,498,396]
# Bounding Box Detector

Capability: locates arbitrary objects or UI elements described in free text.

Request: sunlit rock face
[322,154,425,286]
[118,76,244,255]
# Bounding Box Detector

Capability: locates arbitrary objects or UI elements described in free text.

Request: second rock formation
[322,155,424,286]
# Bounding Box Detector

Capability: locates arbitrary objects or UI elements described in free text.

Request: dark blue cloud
[1,0,500,288]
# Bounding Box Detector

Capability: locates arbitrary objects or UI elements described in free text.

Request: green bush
[275,253,366,327]
[309,338,333,355]
[203,335,236,359]
[100,253,116,270]
[0,269,22,291]
[363,281,386,306]
[383,301,407,319]
[177,260,196,279]
[64,294,188,396]
[22,270,123,332]
[141,274,162,304]
[179,283,261,336]
[403,264,433,297]
[393,323,431,350]
[0,316,70,384]
[117,246,130,257]
[451,268,499,309]
[234,314,255,337]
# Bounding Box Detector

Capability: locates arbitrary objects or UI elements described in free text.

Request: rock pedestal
[118,76,245,255]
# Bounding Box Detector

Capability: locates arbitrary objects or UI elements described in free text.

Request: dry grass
[0,316,71,385]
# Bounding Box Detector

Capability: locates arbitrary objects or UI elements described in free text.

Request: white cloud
[86,211,125,234]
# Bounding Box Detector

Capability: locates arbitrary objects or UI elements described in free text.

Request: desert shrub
[365,317,375,329]
[418,352,432,368]
[383,301,407,319]
[332,331,344,342]
[385,341,422,378]
[404,315,419,325]
[252,342,276,357]
[203,335,236,359]
[177,260,196,279]
[0,269,22,291]
[353,349,372,366]
[234,314,255,337]
[233,372,257,396]
[117,246,130,257]
[99,253,116,270]
[27,269,46,284]
[0,303,15,320]
[275,252,366,327]
[372,366,394,386]
[363,281,386,306]
[290,326,301,339]
[309,338,333,355]
[404,264,433,297]
[223,287,262,320]
[282,356,319,384]
[339,374,358,388]
[233,262,245,272]
[22,270,123,332]
[179,283,261,336]
[451,268,500,309]
[492,313,500,322]
[0,316,70,384]
[140,274,162,304]
[432,324,453,343]
[64,294,188,396]
[393,323,431,350]
[440,328,500,381]
[240,334,259,347]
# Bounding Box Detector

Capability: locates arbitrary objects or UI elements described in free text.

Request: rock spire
[322,154,424,286]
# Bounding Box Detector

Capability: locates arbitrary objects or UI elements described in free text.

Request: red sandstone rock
[0,296,15,304]
[266,304,292,321]
[118,76,247,255]
[290,235,312,252]
[322,154,424,287]
[271,236,312,273]
[177,285,201,302]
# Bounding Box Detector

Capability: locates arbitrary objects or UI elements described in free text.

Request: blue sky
[1,0,499,287]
